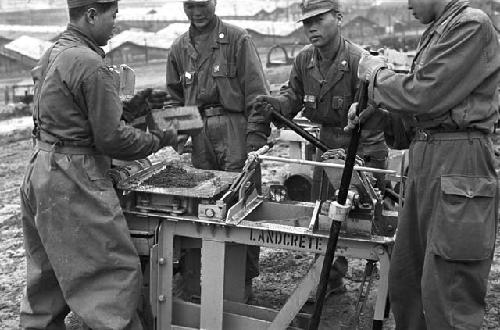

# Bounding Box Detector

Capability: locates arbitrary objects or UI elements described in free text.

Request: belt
[414,129,486,142]
[320,125,345,134]
[200,104,225,117]
[36,139,98,155]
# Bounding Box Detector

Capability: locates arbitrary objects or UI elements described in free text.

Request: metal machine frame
[117,151,400,330]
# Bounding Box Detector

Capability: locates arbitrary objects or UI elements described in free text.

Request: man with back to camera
[253,0,389,294]
[165,0,271,301]
[20,0,185,328]
[348,0,500,328]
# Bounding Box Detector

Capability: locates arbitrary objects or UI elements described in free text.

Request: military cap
[67,0,117,9]
[299,0,341,22]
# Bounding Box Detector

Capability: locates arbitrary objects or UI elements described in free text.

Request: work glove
[357,53,387,81]
[150,120,185,151]
[122,88,153,123]
[251,95,282,121]
[321,148,364,166]
[344,103,389,132]
[246,131,268,152]
[149,89,169,110]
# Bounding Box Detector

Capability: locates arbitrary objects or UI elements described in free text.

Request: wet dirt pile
[142,165,215,188]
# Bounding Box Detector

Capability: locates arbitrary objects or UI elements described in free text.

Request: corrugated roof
[225,20,301,36]
[0,24,65,41]
[4,35,53,60]
[156,23,190,39]
[103,29,171,53]
[156,20,301,39]
[117,0,301,21]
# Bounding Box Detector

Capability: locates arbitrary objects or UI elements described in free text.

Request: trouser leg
[363,149,388,193]
[421,253,492,329]
[388,178,427,330]
[20,191,70,330]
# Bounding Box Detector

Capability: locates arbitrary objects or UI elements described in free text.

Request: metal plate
[118,160,239,199]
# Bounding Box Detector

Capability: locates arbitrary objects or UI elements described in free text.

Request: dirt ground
[0,120,499,329]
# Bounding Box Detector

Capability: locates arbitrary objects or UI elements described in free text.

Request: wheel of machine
[284,174,312,202]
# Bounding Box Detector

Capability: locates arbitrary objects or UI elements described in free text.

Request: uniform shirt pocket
[430,175,497,261]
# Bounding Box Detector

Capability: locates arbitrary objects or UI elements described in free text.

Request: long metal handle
[308,80,370,330]
[267,105,329,152]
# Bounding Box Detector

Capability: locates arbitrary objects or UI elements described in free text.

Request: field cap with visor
[299,0,341,22]
[67,0,118,8]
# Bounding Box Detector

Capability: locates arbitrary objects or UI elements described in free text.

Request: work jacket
[32,23,160,160]
[166,17,270,138]
[276,38,386,153]
[371,0,500,139]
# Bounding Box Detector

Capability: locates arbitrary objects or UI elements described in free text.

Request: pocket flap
[441,175,497,198]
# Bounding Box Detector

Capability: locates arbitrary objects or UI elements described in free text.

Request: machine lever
[265,105,329,152]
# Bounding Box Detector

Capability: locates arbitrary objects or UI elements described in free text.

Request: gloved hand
[180,136,193,154]
[149,89,168,110]
[150,120,179,149]
[122,88,153,123]
[246,132,267,152]
[251,95,282,121]
[175,134,190,154]
[344,103,389,132]
[357,54,387,81]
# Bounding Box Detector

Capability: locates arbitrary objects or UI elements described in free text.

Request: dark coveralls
[20,24,164,330]
[166,17,270,284]
[368,1,500,328]
[272,38,388,281]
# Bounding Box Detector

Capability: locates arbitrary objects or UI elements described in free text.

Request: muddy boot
[327,256,348,295]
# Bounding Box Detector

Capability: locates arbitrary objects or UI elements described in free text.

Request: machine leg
[200,240,226,330]
[372,247,391,328]
[156,222,175,330]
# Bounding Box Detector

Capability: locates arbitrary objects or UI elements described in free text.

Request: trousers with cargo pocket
[388,131,498,330]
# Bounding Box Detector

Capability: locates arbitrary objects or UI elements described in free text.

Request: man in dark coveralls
[253,0,389,293]
[349,0,500,328]
[165,0,271,300]
[20,1,183,329]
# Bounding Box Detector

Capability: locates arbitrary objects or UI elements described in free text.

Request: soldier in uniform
[20,1,183,329]
[349,0,500,328]
[254,0,388,293]
[165,0,271,300]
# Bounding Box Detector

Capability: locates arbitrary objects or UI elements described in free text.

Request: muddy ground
[0,121,499,329]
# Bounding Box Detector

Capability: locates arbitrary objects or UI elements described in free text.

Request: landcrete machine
[112,68,401,330]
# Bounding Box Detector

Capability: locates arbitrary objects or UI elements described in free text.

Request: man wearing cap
[347,0,500,328]
[20,1,183,329]
[165,0,270,301]
[253,0,388,293]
